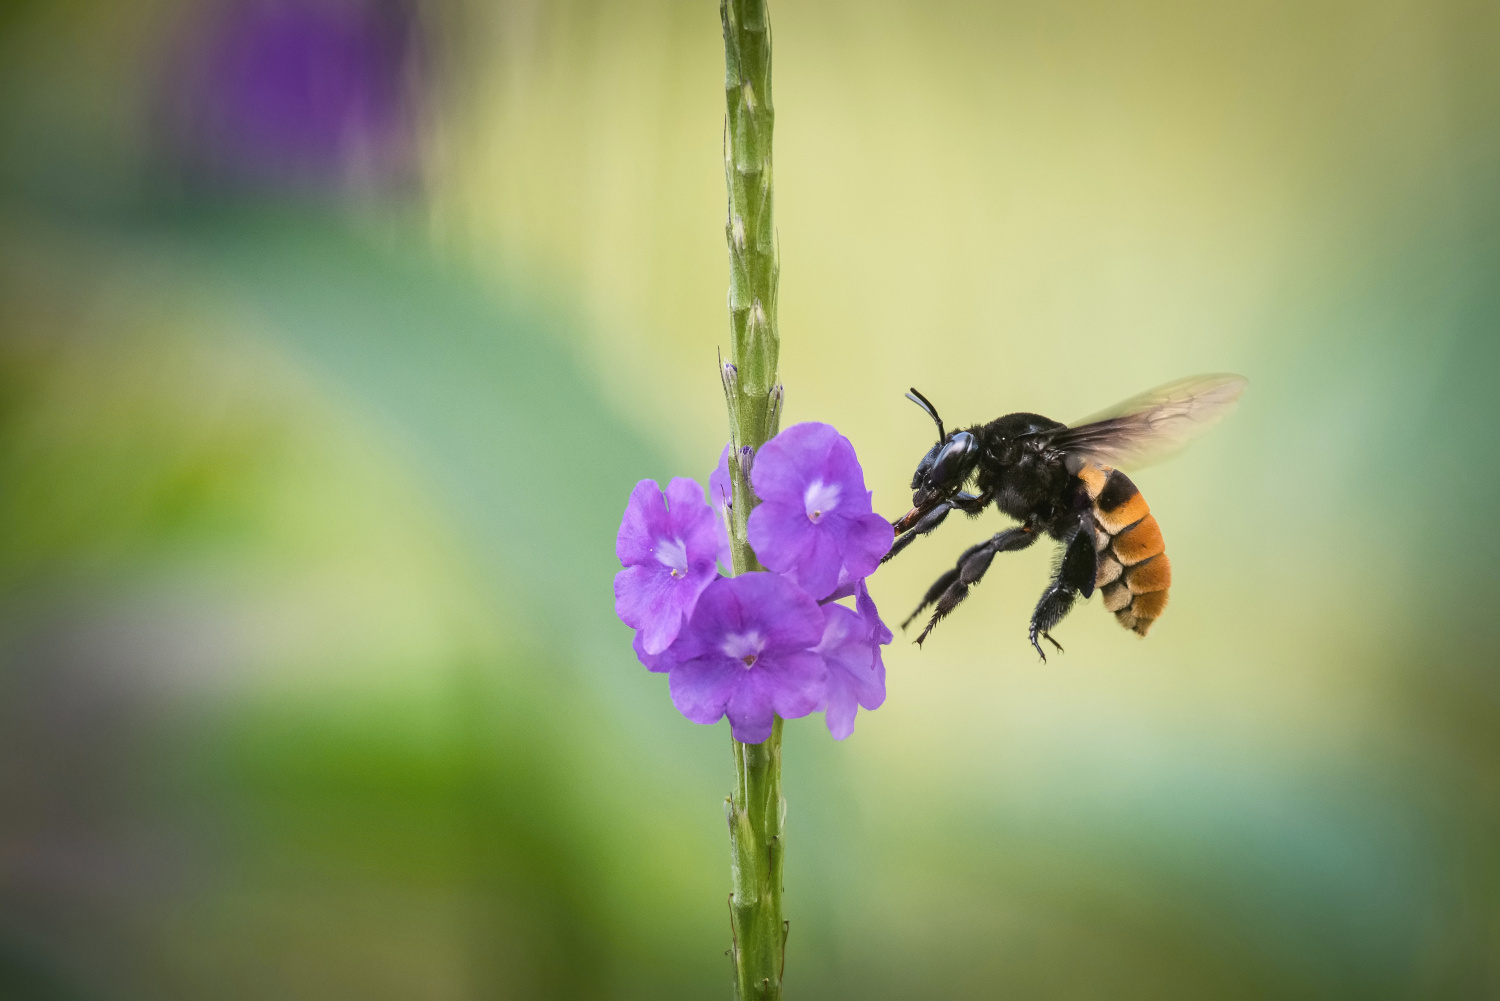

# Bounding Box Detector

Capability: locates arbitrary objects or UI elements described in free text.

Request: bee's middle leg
[905,525,1037,644]
[1028,527,1098,662]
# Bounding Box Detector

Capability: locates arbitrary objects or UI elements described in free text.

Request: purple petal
[662,573,827,738]
[724,696,775,743]
[663,575,735,662]
[617,477,722,572]
[669,573,825,660]
[614,564,678,642]
[856,579,894,647]
[824,686,859,740]
[724,649,827,743]
[764,649,829,720]
[751,424,872,516]
[816,603,875,670]
[616,479,673,566]
[614,562,717,655]
[736,573,828,652]
[633,629,675,673]
[669,653,743,725]
[831,511,896,580]
[746,424,890,598]
[722,668,775,743]
[745,499,811,567]
[750,423,841,506]
[820,435,875,516]
[855,581,890,710]
[790,527,846,600]
[852,656,887,711]
[821,568,859,604]
[815,602,884,740]
[665,476,724,571]
[746,502,845,600]
[614,477,726,651]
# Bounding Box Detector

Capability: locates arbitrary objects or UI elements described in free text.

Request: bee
[883,374,1247,659]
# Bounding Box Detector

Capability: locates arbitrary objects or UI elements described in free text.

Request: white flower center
[655,536,689,577]
[721,630,766,669]
[803,479,841,523]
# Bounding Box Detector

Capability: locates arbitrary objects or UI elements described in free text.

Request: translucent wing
[1044,373,1247,469]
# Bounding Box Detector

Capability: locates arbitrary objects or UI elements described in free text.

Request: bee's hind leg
[1028,526,1098,662]
[905,525,1037,644]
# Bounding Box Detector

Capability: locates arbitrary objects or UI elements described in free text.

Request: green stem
[719,0,786,997]
[721,0,779,453]
[727,718,786,1001]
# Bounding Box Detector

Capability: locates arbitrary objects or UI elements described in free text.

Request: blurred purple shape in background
[168,0,424,194]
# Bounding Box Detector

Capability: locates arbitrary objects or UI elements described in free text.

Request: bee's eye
[928,431,977,485]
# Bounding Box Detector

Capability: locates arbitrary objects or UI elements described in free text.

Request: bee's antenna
[905,388,945,442]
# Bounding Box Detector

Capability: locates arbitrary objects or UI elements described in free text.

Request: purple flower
[817,580,892,740]
[747,423,895,600]
[666,573,827,744]
[615,478,725,655]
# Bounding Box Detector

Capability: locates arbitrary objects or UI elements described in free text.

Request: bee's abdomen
[1076,465,1170,636]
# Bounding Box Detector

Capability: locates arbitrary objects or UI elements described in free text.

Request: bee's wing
[1043,373,1247,469]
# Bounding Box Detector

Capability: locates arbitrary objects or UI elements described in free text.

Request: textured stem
[720,0,786,997]
[722,0,779,450]
[727,718,785,1001]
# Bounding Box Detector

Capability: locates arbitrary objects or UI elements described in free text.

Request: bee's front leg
[883,490,990,564]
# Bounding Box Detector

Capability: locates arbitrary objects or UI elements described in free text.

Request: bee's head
[903,389,978,509]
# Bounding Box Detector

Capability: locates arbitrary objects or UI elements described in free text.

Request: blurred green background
[1,0,1497,998]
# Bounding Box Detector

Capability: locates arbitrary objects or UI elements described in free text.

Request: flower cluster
[614,423,895,743]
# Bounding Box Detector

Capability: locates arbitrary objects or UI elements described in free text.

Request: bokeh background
[1,0,1498,997]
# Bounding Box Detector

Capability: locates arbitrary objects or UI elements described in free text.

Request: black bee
[883,375,1246,659]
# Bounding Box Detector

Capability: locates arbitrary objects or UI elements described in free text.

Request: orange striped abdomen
[1075,464,1171,636]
